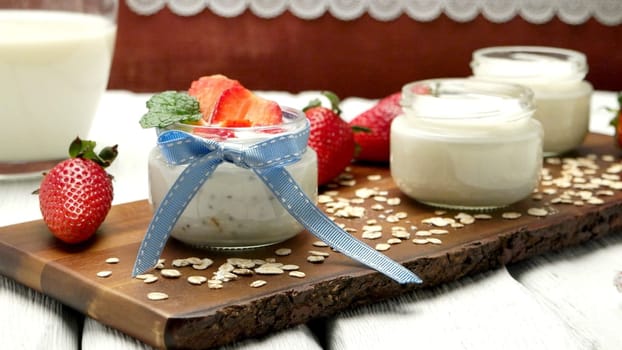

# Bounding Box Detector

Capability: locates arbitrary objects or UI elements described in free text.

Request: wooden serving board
[1,133,622,349]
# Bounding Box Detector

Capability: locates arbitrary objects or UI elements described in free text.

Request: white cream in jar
[471,46,592,156]
[391,79,543,210]
[148,107,318,248]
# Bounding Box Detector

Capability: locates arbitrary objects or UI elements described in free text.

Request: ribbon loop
[133,121,422,285]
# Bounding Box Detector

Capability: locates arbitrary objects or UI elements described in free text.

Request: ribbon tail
[254,166,422,285]
[132,155,222,277]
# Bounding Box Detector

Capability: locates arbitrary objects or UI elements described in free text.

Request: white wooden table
[0,90,620,350]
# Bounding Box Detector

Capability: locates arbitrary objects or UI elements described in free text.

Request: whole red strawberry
[349,92,402,163]
[609,92,622,147]
[38,138,118,244]
[304,91,355,185]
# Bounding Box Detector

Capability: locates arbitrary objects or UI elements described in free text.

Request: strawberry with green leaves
[304,91,355,185]
[609,92,622,147]
[349,92,402,163]
[37,138,118,244]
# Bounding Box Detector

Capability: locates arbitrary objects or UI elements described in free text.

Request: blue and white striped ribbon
[132,120,421,284]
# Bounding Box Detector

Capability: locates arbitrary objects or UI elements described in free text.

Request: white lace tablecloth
[0,90,620,350]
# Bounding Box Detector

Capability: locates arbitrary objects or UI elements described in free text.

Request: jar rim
[159,106,307,141]
[401,78,535,123]
[471,46,588,82]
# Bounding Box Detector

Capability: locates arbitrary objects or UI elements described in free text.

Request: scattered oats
[161,269,181,278]
[434,210,447,215]
[338,179,356,187]
[412,238,429,245]
[385,215,399,223]
[386,197,401,206]
[587,197,605,205]
[105,257,120,264]
[187,276,207,285]
[362,231,383,240]
[147,292,168,301]
[527,207,549,217]
[323,190,339,196]
[355,188,377,199]
[429,229,449,235]
[309,250,330,257]
[542,188,557,195]
[363,224,382,232]
[602,173,620,181]
[144,275,159,284]
[344,227,357,233]
[227,258,255,269]
[602,154,615,162]
[185,257,203,265]
[307,255,325,263]
[422,217,450,227]
[415,230,432,237]
[192,258,214,270]
[597,190,614,196]
[250,280,267,288]
[207,280,223,289]
[289,271,306,278]
[387,238,402,245]
[426,237,443,245]
[395,212,408,219]
[275,248,292,256]
[371,203,385,211]
[96,270,112,278]
[172,258,191,268]
[606,164,622,174]
[232,268,254,276]
[391,230,411,239]
[312,241,329,247]
[350,198,365,204]
[608,182,622,190]
[546,157,562,165]
[367,174,382,181]
[135,274,154,280]
[334,206,365,218]
[318,194,334,204]
[502,212,522,220]
[451,222,465,229]
[384,209,394,214]
[573,200,585,206]
[375,243,391,251]
[374,196,387,202]
[474,214,492,220]
[254,265,284,275]
[155,259,166,269]
[281,264,300,271]
[532,193,544,201]
[457,215,475,225]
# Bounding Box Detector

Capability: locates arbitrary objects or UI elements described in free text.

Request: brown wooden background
[108,2,621,98]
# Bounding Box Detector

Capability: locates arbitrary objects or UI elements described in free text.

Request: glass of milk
[0,0,117,177]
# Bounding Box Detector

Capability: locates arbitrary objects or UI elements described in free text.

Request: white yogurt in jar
[148,107,318,248]
[391,79,543,210]
[471,46,592,156]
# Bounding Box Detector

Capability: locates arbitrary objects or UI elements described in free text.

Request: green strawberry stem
[69,137,118,168]
[303,91,342,116]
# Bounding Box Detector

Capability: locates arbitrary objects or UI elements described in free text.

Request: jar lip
[401,78,535,122]
[471,46,588,81]
[159,106,307,140]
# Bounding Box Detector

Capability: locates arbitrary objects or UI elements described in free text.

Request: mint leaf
[139,91,202,128]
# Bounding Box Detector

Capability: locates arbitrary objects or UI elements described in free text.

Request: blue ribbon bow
[132,120,421,284]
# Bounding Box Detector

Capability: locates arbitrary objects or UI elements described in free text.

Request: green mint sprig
[139,91,202,128]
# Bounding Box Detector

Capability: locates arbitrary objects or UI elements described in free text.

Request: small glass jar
[148,107,318,249]
[391,79,543,210]
[471,46,593,156]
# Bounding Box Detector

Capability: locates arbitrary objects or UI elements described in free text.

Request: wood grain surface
[0,133,621,349]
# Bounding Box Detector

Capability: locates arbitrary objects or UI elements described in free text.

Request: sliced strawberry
[211,85,282,127]
[188,74,242,123]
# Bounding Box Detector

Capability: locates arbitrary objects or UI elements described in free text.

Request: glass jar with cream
[471,46,592,156]
[147,106,318,248]
[391,79,543,210]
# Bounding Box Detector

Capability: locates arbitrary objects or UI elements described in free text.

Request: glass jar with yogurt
[471,46,592,156]
[391,79,543,210]
[148,106,318,248]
